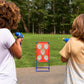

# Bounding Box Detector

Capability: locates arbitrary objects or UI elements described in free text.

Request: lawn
[15,33,71,68]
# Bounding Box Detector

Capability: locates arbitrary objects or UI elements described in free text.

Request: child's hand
[16,38,23,44]
[61,56,68,63]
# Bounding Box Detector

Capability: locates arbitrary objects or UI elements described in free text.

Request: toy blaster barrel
[15,32,23,38]
[62,38,69,42]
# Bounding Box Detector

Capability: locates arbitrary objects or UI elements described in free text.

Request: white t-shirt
[0,28,17,84]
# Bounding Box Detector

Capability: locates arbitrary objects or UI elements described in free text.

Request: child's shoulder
[68,37,79,44]
[0,28,10,32]
[1,28,9,31]
[70,37,78,41]
[69,37,83,44]
[0,28,11,35]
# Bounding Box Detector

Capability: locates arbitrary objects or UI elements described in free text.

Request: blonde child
[60,14,84,84]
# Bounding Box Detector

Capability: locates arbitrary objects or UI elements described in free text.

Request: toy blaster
[15,32,23,45]
[15,32,23,38]
[62,38,69,42]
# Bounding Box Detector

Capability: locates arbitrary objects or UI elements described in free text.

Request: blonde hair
[0,0,21,29]
[70,14,84,41]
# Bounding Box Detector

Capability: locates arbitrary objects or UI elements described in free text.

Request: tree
[71,0,84,26]
[6,0,75,34]
[32,0,49,34]
[60,0,72,34]
[52,0,56,34]
[50,0,72,34]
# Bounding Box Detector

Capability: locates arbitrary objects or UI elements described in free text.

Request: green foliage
[79,3,84,14]
[5,0,84,33]
[7,0,11,1]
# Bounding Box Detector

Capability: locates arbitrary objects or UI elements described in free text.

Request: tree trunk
[22,18,29,33]
[32,22,34,34]
[41,29,44,34]
[62,16,65,34]
[38,27,40,34]
[53,1,56,34]
[27,0,30,32]
[54,22,56,34]
[28,18,30,32]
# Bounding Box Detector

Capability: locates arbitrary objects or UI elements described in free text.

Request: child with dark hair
[0,0,22,84]
[60,14,84,84]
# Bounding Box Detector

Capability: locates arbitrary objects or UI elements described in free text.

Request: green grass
[15,33,71,68]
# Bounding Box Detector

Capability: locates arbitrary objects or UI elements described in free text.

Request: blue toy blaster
[15,32,23,45]
[62,38,69,42]
[15,32,23,38]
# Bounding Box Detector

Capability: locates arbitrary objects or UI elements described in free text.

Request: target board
[36,42,50,72]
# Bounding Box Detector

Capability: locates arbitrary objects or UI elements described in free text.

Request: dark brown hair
[0,0,21,29]
[70,14,84,40]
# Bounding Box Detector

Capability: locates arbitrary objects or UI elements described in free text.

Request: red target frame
[36,42,50,72]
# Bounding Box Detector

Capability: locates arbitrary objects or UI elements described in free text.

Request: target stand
[36,42,50,72]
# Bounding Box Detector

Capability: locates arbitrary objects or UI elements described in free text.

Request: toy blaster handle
[15,32,23,45]
[62,38,69,42]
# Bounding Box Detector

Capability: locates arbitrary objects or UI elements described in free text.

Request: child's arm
[9,38,23,59]
[60,39,71,63]
[61,56,68,63]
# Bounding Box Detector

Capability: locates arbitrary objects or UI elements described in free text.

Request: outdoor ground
[16,65,66,84]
